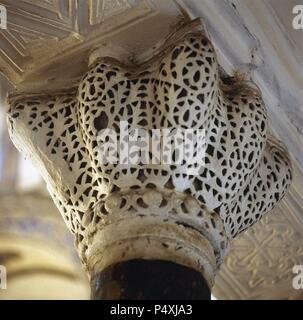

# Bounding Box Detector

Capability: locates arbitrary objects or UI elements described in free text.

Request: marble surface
[0,0,302,300]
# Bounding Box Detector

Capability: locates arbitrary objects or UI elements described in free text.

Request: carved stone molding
[0,0,186,93]
[0,0,142,82]
[6,17,292,299]
[80,189,227,288]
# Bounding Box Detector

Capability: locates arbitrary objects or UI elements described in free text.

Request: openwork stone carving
[7,19,292,289]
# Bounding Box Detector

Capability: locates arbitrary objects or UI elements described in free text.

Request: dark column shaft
[91,259,211,300]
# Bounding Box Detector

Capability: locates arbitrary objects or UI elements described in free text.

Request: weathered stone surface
[6,18,292,298]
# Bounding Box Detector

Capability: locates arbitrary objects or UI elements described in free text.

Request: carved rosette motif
[6,19,292,288]
[213,191,303,300]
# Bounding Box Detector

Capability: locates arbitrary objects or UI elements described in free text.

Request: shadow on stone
[91,259,211,300]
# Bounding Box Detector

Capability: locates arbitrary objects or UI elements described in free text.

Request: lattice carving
[7,19,292,285]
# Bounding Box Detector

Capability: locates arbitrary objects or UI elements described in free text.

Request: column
[6,19,292,299]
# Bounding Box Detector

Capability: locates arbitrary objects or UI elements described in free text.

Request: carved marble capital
[6,19,292,289]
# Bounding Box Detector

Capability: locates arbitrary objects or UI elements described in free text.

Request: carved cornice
[0,0,186,93]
